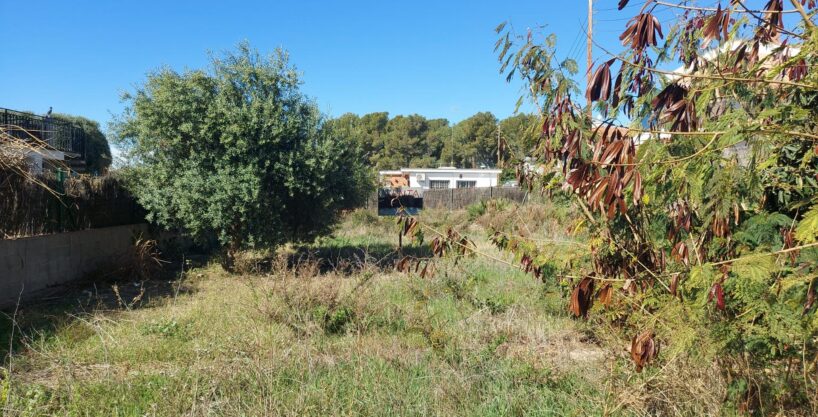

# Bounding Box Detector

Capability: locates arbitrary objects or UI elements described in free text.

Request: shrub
[114,42,373,269]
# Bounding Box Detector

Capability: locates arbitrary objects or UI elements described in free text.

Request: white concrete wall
[26,152,44,174]
[0,144,65,175]
[406,170,500,189]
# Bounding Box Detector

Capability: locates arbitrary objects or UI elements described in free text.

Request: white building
[1,145,66,175]
[379,167,502,190]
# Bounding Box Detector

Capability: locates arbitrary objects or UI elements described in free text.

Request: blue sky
[0,0,648,128]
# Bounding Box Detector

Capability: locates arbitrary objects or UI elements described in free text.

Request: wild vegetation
[464,0,818,413]
[51,113,112,175]
[1,203,644,417]
[3,1,818,415]
[114,43,372,268]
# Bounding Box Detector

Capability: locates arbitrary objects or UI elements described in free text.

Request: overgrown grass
[0,206,628,416]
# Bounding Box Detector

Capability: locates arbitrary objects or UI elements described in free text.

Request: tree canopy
[115,43,372,266]
[325,111,537,171]
[51,113,112,174]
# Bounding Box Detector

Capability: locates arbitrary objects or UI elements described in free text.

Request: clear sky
[0,0,646,129]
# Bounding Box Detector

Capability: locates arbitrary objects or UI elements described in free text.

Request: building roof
[666,40,799,86]
[397,167,502,174]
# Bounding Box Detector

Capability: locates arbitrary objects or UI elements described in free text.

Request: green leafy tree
[52,113,112,174]
[380,115,431,169]
[499,113,538,160]
[452,112,498,168]
[115,43,372,268]
[327,111,527,171]
[358,112,390,166]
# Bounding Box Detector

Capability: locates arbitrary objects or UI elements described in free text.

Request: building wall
[26,152,44,174]
[0,144,65,175]
[407,171,500,189]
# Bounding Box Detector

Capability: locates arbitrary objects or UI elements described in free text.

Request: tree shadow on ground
[0,254,207,361]
[231,240,432,276]
[287,242,432,275]
[0,239,426,361]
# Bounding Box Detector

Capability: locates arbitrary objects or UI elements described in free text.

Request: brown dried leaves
[569,276,596,318]
[631,329,660,372]
[620,13,664,54]
[587,59,616,103]
[702,4,732,47]
[652,84,698,132]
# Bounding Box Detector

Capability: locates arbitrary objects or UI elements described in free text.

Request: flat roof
[395,168,502,174]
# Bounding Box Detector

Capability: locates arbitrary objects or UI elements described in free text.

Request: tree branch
[789,0,816,29]
[596,42,816,89]
[654,0,800,14]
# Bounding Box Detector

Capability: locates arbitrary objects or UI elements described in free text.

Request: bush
[466,201,488,220]
[114,43,373,268]
[52,113,112,174]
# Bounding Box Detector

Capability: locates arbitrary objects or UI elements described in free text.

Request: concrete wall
[402,169,501,190]
[0,223,148,308]
[410,173,499,189]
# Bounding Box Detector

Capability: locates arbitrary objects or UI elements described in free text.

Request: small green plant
[0,367,8,405]
[478,296,511,315]
[140,319,190,339]
[323,306,355,335]
[467,201,489,220]
[443,275,477,300]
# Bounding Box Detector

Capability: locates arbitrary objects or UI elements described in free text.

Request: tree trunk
[220,229,242,273]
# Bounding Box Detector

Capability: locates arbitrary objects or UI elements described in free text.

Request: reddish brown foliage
[631,330,660,372]
[620,13,664,53]
[597,283,614,306]
[569,276,596,318]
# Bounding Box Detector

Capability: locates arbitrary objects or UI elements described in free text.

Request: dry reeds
[0,124,65,198]
[0,125,143,239]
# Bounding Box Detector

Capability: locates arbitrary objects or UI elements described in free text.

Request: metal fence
[1,107,86,157]
[371,187,529,214]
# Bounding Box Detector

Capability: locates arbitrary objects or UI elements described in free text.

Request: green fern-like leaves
[796,203,818,244]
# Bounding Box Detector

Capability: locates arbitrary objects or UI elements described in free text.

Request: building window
[429,180,450,189]
[456,181,476,189]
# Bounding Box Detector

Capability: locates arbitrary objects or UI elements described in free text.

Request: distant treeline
[326,112,538,170]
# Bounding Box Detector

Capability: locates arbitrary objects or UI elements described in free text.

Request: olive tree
[114,43,372,268]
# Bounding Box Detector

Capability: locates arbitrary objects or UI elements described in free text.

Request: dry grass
[0,204,757,416]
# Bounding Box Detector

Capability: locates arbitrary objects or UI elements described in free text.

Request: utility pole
[586,0,594,122]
